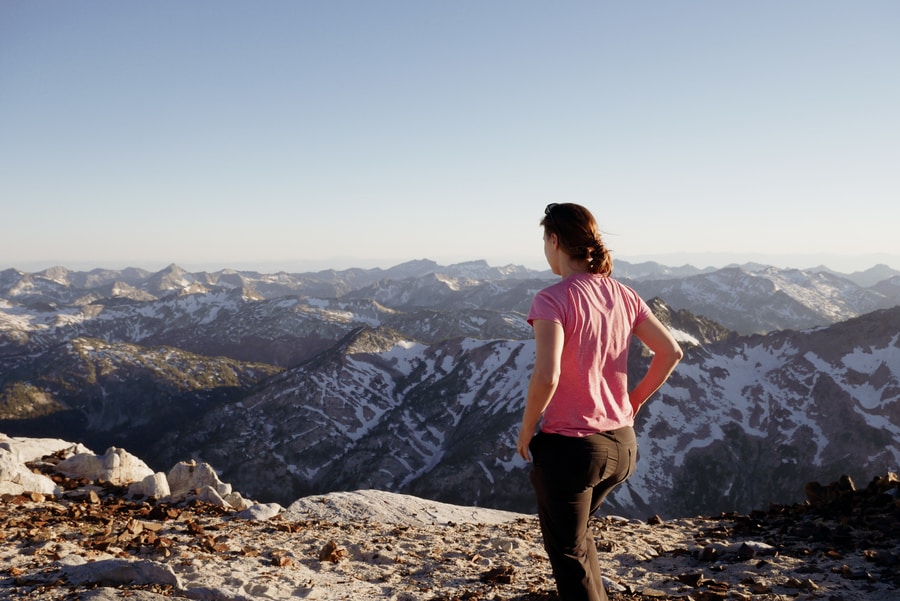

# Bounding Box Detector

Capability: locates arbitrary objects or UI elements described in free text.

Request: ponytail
[542,203,613,276]
[587,239,613,276]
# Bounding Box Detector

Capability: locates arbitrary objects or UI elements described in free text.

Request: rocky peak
[1,435,898,600]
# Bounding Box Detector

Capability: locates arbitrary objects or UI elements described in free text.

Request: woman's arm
[629,313,684,416]
[516,319,564,461]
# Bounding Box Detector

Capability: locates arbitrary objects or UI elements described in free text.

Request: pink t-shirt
[527,273,651,436]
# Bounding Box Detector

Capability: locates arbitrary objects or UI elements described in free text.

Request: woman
[517,203,683,601]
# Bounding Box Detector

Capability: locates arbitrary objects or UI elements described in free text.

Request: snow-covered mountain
[631,266,900,335]
[138,306,897,519]
[2,261,898,338]
[1,260,898,518]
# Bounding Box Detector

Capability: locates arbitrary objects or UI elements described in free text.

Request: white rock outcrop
[127,472,171,499]
[0,446,60,496]
[0,434,93,497]
[167,459,231,499]
[57,446,154,485]
[0,434,91,463]
[0,436,277,517]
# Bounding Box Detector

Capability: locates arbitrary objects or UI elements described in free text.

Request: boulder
[57,447,154,485]
[60,557,181,589]
[127,472,171,500]
[0,433,91,463]
[192,485,228,508]
[224,491,255,511]
[0,446,60,496]
[167,459,230,499]
[235,502,283,521]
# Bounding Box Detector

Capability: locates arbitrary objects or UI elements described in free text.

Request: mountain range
[1,259,898,519]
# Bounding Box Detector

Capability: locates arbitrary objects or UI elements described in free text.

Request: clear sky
[2,1,898,274]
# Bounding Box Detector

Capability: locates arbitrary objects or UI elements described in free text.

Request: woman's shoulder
[537,276,571,294]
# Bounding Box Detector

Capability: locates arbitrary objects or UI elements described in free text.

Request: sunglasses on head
[544,203,560,230]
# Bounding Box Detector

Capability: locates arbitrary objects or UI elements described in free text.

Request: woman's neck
[559,257,590,279]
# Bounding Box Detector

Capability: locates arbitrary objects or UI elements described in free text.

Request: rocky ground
[1,448,898,600]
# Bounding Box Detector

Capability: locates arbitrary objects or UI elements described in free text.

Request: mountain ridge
[1,259,898,520]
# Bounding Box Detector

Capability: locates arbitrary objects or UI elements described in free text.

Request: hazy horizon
[5,251,898,277]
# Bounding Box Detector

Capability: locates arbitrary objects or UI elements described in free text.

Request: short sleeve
[631,288,653,328]
[527,287,564,326]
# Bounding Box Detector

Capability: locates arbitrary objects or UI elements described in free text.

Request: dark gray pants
[529,427,637,601]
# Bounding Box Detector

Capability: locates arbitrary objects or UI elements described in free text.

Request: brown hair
[541,203,613,276]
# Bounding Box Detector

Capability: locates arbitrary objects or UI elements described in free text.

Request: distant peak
[449,259,490,268]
